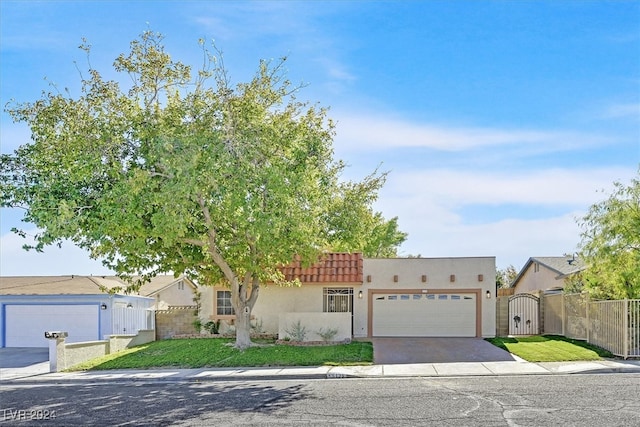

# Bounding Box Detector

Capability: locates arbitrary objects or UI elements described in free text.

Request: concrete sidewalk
[3,359,640,383]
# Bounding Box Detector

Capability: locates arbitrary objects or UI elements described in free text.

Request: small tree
[578,173,640,299]
[496,265,518,288]
[0,31,406,349]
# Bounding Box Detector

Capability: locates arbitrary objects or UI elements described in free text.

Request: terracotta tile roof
[280,253,363,284]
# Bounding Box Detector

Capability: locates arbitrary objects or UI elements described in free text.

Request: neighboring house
[0,276,154,348]
[510,256,586,295]
[136,275,199,310]
[209,253,496,339]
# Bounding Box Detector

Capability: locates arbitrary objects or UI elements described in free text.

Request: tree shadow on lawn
[0,381,310,425]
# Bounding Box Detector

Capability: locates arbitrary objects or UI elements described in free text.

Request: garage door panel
[5,305,100,347]
[372,293,476,337]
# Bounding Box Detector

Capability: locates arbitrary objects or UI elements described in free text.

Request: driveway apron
[371,337,517,364]
[0,347,49,380]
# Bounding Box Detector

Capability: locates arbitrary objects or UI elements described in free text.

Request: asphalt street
[1,373,639,426]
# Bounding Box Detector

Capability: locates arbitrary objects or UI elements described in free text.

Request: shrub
[203,320,221,334]
[316,327,338,342]
[285,320,307,341]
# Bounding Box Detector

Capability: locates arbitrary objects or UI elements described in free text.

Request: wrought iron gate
[508,294,540,335]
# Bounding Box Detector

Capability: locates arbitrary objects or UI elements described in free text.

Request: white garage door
[5,305,100,347]
[372,293,477,337]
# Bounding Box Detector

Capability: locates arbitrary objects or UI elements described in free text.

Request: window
[413,294,422,300]
[323,288,353,312]
[400,295,410,300]
[451,295,461,300]
[177,280,185,290]
[216,290,234,316]
[438,295,448,300]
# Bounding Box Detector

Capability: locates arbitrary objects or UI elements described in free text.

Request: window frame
[216,290,235,316]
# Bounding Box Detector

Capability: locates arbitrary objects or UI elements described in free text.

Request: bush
[203,320,221,334]
[285,320,307,341]
[316,327,338,342]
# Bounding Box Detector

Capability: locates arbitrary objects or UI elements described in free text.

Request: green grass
[69,338,373,371]
[486,335,613,362]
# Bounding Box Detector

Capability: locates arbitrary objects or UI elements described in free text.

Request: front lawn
[486,335,613,362]
[69,338,373,370]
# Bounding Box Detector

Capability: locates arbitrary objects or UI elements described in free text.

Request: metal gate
[112,307,155,335]
[323,288,354,335]
[508,294,540,335]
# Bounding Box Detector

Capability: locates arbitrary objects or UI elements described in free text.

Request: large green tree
[1,31,406,348]
[578,172,640,299]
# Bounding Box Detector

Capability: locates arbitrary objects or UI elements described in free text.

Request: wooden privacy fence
[541,294,639,359]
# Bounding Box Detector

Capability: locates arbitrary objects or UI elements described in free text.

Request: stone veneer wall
[495,296,510,336]
[155,307,198,340]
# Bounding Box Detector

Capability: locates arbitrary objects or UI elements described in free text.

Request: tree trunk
[233,274,260,350]
[234,300,253,350]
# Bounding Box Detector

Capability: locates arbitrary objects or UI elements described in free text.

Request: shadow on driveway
[371,338,518,364]
[0,347,49,368]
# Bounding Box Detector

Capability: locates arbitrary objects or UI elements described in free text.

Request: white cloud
[373,166,637,269]
[334,113,610,153]
[384,167,633,208]
[396,212,582,270]
[602,103,640,120]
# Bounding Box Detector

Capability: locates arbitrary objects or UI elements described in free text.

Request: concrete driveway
[371,338,518,364]
[0,347,50,380]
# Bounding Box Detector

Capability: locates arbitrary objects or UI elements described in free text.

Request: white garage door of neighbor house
[5,305,100,347]
[372,293,477,337]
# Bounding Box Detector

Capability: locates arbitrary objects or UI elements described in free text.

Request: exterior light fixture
[100,303,108,310]
[486,290,491,299]
[126,303,133,308]
[358,290,363,299]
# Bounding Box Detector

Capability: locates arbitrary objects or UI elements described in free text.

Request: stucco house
[208,253,496,340]
[136,275,199,309]
[510,256,585,295]
[0,276,154,348]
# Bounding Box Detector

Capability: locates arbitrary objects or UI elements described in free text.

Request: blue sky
[1,1,638,275]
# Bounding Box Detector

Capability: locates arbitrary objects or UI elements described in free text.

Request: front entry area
[370,289,480,337]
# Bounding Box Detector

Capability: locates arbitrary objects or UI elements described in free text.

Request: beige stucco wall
[198,286,215,321]
[514,263,562,294]
[50,329,156,371]
[251,285,325,334]
[248,257,496,338]
[153,282,198,309]
[278,312,351,341]
[108,330,156,353]
[357,257,496,338]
